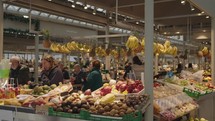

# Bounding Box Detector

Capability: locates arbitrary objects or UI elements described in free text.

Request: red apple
[132,88,140,93]
[127,81,136,93]
[137,84,144,91]
[116,81,124,90]
[84,89,92,95]
[119,83,127,92]
[101,86,112,96]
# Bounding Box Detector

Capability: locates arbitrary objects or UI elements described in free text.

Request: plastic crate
[183,88,212,99]
[48,108,142,121]
[48,108,82,119]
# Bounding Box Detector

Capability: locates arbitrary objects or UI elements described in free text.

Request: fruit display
[188,117,208,121]
[32,85,53,95]
[160,102,198,121]
[93,80,144,97]
[164,73,214,97]
[153,84,198,121]
[154,85,180,99]
[0,87,20,99]
[53,93,95,114]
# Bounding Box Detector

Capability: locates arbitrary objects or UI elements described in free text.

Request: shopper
[82,60,103,91]
[70,64,87,90]
[123,62,132,80]
[58,62,70,80]
[132,55,144,80]
[176,63,183,74]
[9,56,30,87]
[40,55,64,85]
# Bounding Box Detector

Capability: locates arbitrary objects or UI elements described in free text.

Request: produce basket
[48,108,142,121]
[183,88,212,99]
[48,108,84,119]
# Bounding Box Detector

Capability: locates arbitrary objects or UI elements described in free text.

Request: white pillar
[105,25,109,49]
[0,0,3,60]
[211,18,215,85]
[144,0,154,120]
[34,34,39,83]
[105,25,111,70]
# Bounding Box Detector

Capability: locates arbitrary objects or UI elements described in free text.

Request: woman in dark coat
[82,60,103,91]
[40,55,64,85]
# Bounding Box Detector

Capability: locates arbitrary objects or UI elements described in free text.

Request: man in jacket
[82,60,103,91]
[9,56,30,87]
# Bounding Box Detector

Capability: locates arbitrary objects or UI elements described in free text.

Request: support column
[105,25,109,49]
[211,18,215,85]
[105,25,111,70]
[144,0,154,120]
[34,34,39,83]
[0,0,3,60]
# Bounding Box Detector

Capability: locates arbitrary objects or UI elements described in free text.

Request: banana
[173,46,178,56]
[164,40,171,48]
[126,35,139,49]
[202,46,208,56]
[157,43,166,54]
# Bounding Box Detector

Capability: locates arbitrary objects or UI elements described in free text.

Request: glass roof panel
[76,1,83,6]
[73,20,79,24]
[49,15,58,19]
[58,17,65,21]
[31,10,40,15]
[93,24,98,28]
[97,8,103,12]
[7,5,20,11]
[80,22,86,25]
[19,8,29,13]
[65,18,73,22]
[40,12,49,17]
[86,23,92,26]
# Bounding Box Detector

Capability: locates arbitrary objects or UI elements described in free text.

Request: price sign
[35,105,49,115]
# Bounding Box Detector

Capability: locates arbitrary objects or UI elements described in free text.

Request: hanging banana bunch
[110,49,119,59]
[125,35,140,49]
[201,46,209,56]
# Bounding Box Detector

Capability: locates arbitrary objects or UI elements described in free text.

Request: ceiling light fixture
[136,21,139,24]
[201,11,205,14]
[109,12,112,19]
[23,15,29,18]
[84,0,88,9]
[164,32,167,35]
[71,0,76,8]
[206,16,209,18]
[48,0,52,1]
[190,4,195,11]
[93,7,96,15]
[203,30,206,32]
[124,17,127,21]
[176,32,180,34]
[197,13,202,16]
[181,0,186,5]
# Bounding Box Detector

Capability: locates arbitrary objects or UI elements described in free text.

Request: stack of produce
[0,87,19,99]
[164,77,214,95]
[188,117,208,121]
[93,80,144,97]
[153,85,198,120]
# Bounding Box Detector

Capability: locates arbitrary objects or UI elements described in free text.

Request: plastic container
[48,108,142,121]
